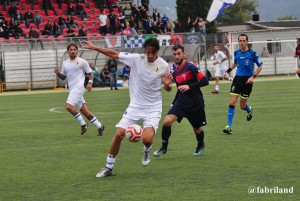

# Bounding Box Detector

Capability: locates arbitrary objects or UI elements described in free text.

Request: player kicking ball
[54,44,105,136]
[81,38,173,178]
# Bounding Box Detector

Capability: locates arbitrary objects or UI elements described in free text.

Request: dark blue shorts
[167,105,207,128]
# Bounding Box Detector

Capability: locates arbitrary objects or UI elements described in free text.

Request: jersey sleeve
[253,52,263,67]
[220,51,227,59]
[118,52,138,68]
[61,61,66,76]
[83,59,92,74]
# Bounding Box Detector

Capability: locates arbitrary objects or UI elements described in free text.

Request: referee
[223,34,263,134]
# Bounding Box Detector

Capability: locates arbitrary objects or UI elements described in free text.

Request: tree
[176,0,258,33]
[216,0,258,26]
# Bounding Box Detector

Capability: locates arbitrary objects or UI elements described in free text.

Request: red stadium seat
[89,15,96,21]
[94,9,100,15]
[33,5,40,10]
[19,23,26,29]
[48,10,55,16]
[85,21,92,28]
[90,28,98,34]
[24,5,31,11]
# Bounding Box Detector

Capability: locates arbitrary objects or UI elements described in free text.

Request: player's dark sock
[297,73,300,78]
[196,130,205,147]
[161,126,171,148]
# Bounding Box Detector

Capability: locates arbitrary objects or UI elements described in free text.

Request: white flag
[206,0,236,22]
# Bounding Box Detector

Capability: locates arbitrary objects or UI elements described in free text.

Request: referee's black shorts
[167,104,207,128]
[230,76,253,99]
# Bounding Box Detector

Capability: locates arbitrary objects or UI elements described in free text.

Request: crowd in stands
[0,0,190,42]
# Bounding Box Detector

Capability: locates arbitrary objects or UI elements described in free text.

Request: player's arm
[187,71,209,89]
[224,62,237,80]
[86,72,93,91]
[246,65,262,84]
[81,41,120,59]
[54,67,66,80]
[162,73,173,92]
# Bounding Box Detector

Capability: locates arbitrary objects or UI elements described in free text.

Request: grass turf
[0,78,299,201]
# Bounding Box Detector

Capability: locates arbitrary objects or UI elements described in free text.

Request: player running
[153,45,209,157]
[54,43,105,136]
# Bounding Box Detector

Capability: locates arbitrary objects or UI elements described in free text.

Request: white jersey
[214,50,227,69]
[118,52,169,108]
[61,57,92,93]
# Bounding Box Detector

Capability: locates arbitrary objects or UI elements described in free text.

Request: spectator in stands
[24,9,34,29]
[197,17,206,36]
[152,8,160,22]
[42,21,53,35]
[58,15,67,29]
[136,22,146,35]
[67,3,76,16]
[53,21,61,37]
[75,2,88,20]
[29,26,44,50]
[66,25,76,42]
[57,0,62,9]
[34,11,43,29]
[108,10,117,35]
[9,18,24,38]
[8,3,18,18]
[107,58,118,90]
[0,12,4,23]
[78,25,87,39]
[98,0,106,10]
[188,17,197,33]
[161,13,169,29]
[66,15,75,28]
[165,22,174,35]
[173,19,182,33]
[118,11,126,33]
[122,65,130,82]
[89,63,104,87]
[42,0,57,16]
[98,10,108,36]
[143,15,153,34]
[157,18,165,33]
[141,0,149,11]
[13,10,23,24]
[0,21,9,39]
[151,21,162,35]
[101,64,110,87]
[70,19,80,29]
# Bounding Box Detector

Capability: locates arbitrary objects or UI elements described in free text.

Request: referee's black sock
[297,73,300,78]
[161,126,171,148]
[196,130,205,147]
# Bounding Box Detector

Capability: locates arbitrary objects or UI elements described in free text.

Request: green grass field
[0,77,299,201]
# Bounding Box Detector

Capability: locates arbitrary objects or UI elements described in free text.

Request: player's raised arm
[54,66,66,80]
[81,41,120,59]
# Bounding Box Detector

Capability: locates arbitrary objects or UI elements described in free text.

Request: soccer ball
[125,124,143,142]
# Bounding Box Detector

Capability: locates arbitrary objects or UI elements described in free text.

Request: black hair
[172,44,184,52]
[238,33,249,41]
[67,43,78,51]
[143,38,160,53]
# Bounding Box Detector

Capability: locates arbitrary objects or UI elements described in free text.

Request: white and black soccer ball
[125,124,143,142]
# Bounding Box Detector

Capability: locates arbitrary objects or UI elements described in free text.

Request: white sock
[106,154,116,170]
[74,113,86,126]
[215,85,219,91]
[90,117,102,129]
[144,145,152,153]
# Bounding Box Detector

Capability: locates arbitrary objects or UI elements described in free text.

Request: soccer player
[294,38,300,78]
[223,34,263,134]
[81,38,173,178]
[54,44,105,136]
[153,45,209,157]
[211,44,227,93]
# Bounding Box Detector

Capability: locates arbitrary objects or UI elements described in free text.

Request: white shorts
[215,66,227,77]
[66,91,86,110]
[116,105,162,134]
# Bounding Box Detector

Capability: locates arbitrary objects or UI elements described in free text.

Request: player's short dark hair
[238,33,249,41]
[213,44,219,47]
[172,45,184,52]
[144,38,160,53]
[67,43,78,51]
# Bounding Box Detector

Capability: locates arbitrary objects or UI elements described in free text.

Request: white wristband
[88,80,93,84]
